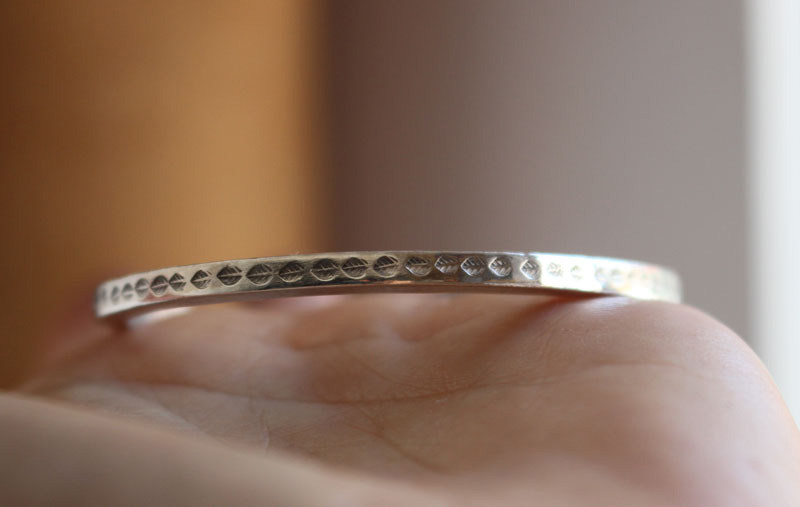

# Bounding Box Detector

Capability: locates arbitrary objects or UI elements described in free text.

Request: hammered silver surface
[94,251,682,319]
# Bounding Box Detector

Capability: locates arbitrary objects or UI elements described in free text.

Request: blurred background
[1,1,797,421]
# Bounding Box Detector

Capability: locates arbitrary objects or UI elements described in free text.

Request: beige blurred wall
[328,1,747,336]
[0,1,326,385]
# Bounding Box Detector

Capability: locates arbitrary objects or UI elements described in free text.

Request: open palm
[4,294,800,506]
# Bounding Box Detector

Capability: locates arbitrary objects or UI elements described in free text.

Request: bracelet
[94,251,682,319]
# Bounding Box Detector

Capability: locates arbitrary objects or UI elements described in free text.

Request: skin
[1,293,799,506]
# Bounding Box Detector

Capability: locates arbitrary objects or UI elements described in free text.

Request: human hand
[3,294,799,506]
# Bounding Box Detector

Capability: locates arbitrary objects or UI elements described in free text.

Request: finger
[32,286,113,376]
[0,393,447,507]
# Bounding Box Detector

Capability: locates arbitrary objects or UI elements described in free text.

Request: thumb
[0,393,447,507]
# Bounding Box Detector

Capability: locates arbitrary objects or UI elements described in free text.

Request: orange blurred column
[0,1,327,385]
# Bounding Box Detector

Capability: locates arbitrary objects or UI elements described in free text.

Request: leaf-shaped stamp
[342,257,368,279]
[521,259,541,281]
[169,273,186,291]
[151,275,169,295]
[279,261,305,283]
[135,278,150,298]
[121,283,134,299]
[460,256,486,277]
[217,265,243,286]
[246,264,274,285]
[488,256,512,277]
[373,255,400,277]
[311,259,338,281]
[434,254,460,274]
[191,270,211,289]
[405,256,432,276]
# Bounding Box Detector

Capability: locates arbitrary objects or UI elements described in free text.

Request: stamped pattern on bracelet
[191,270,211,289]
[94,252,681,317]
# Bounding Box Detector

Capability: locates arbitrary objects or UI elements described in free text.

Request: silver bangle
[94,251,682,320]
